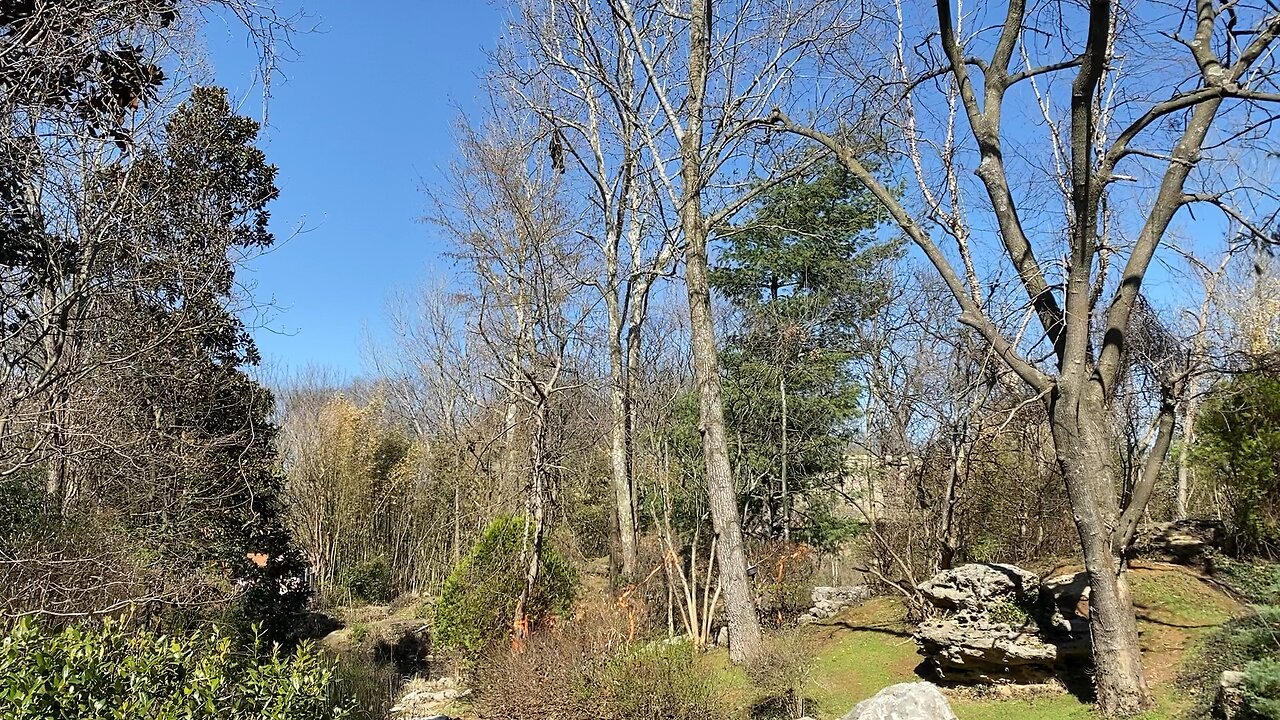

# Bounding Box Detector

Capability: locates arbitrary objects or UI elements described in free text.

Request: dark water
[326,652,404,720]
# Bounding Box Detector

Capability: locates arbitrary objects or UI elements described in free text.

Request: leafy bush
[474,628,727,720]
[1182,606,1280,719]
[988,600,1033,627]
[229,542,313,649]
[0,474,44,541]
[1244,657,1280,719]
[0,619,349,719]
[434,515,576,654]
[338,557,396,605]
[1196,372,1280,555]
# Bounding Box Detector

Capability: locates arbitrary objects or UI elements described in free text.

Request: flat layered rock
[1134,518,1231,565]
[799,585,873,623]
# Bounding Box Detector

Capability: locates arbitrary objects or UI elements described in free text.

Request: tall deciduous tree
[768,0,1280,711]
[500,0,841,661]
[609,0,845,662]
[678,0,765,662]
[499,0,676,579]
[430,108,594,649]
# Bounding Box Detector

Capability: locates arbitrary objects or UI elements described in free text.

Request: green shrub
[338,557,396,604]
[1182,606,1280,719]
[434,515,577,654]
[0,474,44,541]
[0,619,349,719]
[228,543,313,649]
[988,600,1033,627]
[1214,557,1280,605]
[1245,657,1280,719]
[1195,372,1280,555]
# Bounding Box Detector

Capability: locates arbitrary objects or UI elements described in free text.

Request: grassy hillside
[703,563,1242,720]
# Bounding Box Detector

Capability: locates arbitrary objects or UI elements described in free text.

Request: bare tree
[767,0,1280,711]
[597,0,857,662]
[496,0,848,661]
[499,0,679,579]
[372,281,499,565]
[430,106,595,648]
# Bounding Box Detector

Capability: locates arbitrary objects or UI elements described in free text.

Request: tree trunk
[939,433,962,571]
[625,296,650,561]
[608,295,639,578]
[680,0,762,664]
[685,215,763,663]
[780,371,789,542]
[44,437,67,515]
[513,400,550,652]
[41,321,72,516]
[1050,387,1151,715]
[1175,433,1193,520]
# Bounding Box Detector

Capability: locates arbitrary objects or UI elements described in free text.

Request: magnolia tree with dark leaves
[0,0,307,631]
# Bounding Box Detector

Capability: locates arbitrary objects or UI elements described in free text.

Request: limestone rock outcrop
[1134,518,1232,565]
[917,563,1039,612]
[390,676,470,719]
[913,563,1090,684]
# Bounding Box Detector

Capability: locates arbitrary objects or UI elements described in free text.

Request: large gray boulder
[914,616,1088,684]
[917,563,1040,611]
[841,682,958,720]
[912,563,1090,685]
[1134,518,1232,565]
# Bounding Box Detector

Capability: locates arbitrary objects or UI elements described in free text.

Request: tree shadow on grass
[829,620,914,639]
[1134,604,1222,629]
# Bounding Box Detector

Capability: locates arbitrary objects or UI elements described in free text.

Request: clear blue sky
[204,2,501,378]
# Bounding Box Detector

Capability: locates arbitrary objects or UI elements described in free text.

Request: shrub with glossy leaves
[434,515,576,654]
[0,619,349,719]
